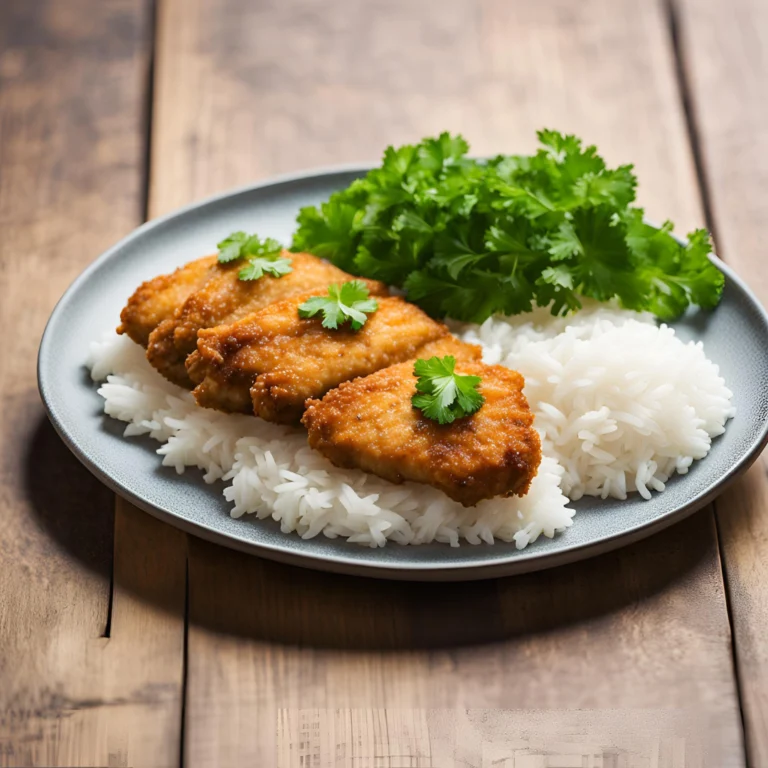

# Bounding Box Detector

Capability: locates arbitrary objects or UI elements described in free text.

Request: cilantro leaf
[217,231,281,263]
[293,199,362,272]
[238,255,293,281]
[298,280,379,331]
[291,130,724,322]
[411,355,485,424]
[676,229,724,309]
[217,231,250,262]
[354,240,421,285]
[430,232,487,280]
[415,132,470,173]
[572,165,636,208]
[217,231,292,281]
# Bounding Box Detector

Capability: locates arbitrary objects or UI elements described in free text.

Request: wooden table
[1,1,767,765]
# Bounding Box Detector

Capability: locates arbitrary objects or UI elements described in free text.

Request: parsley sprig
[411,355,484,424]
[298,280,379,330]
[217,231,293,281]
[292,131,723,322]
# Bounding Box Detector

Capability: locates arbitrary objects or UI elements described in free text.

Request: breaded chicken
[147,251,388,387]
[409,336,483,364]
[302,355,541,506]
[118,255,218,346]
[187,292,451,423]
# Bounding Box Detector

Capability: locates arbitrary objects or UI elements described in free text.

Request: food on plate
[90,298,735,547]
[410,352,486,424]
[91,128,736,550]
[146,248,387,387]
[297,280,381,330]
[142,236,387,387]
[465,304,736,501]
[118,255,218,346]
[303,352,541,506]
[187,285,451,422]
[90,333,572,548]
[293,131,724,323]
[407,335,483,364]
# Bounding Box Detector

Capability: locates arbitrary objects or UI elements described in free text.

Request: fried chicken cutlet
[186,292,452,423]
[118,255,218,346]
[146,252,388,387]
[302,350,541,507]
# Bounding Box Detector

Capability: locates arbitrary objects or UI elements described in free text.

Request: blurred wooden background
[1,0,767,765]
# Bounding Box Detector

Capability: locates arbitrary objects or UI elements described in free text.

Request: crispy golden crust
[146,251,388,387]
[411,336,483,364]
[117,255,219,347]
[188,292,450,422]
[302,359,541,507]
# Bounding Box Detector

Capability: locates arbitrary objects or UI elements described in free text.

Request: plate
[37,165,768,581]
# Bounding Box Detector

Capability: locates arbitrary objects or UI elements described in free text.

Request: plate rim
[37,164,768,581]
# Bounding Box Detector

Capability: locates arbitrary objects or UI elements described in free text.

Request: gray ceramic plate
[38,165,768,581]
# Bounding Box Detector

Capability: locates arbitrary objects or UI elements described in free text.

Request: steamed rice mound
[461,304,735,502]
[89,304,734,549]
[90,335,572,548]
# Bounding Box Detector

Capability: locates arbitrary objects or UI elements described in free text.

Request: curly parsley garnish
[217,231,293,281]
[292,130,723,322]
[411,355,484,424]
[298,280,378,330]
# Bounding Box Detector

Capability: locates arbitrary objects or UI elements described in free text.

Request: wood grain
[674,0,768,763]
[150,0,701,231]
[149,0,746,765]
[0,2,186,765]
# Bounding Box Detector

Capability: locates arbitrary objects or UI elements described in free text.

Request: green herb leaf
[238,255,293,281]
[293,199,363,272]
[217,231,292,281]
[298,280,379,331]
[411,355,484,424]
[217,231,250,262]
[291,130,723,321]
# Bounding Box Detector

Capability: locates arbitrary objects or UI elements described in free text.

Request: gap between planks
[140,5,192,767]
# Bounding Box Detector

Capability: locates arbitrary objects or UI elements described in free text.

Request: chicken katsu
[302,353,541,506]
[97,128,733,548]
[146,251,388,387]
[116,242,543,511]
[404,336,483,364]
[118,255,218,346]
[187,291,451,423]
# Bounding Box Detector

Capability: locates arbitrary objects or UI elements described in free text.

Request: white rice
[88,302,734,549]
[460,303,736,501]
[88,336,572,549]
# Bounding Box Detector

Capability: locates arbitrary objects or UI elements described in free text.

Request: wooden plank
[0,2,186,765]
[149,0,745,764]
[673,0,768,764]
[183,518,739,766]
[150,0,701,228]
